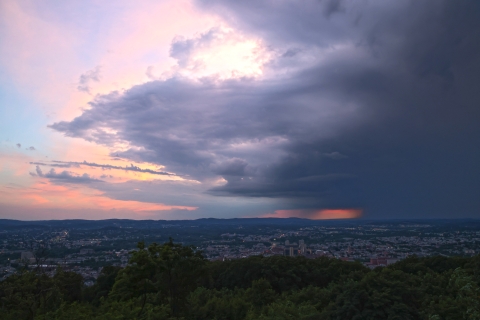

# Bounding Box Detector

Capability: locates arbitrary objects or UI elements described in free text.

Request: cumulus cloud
[46,170,102,184]
[33,165,102,184]
[35,165,43,177]
[50,1,480,218]
[77,66,101,93]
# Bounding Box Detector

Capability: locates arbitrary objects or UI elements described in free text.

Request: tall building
[284,246,298,256]
[299,240,306,254]
[283,239,307,256]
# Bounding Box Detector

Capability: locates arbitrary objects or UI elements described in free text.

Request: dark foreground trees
[1,241,479,319]
[110,239,206,317]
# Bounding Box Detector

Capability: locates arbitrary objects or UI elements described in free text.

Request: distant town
[1,218,479,285]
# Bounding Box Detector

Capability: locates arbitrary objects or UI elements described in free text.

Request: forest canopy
[1,240,479,319]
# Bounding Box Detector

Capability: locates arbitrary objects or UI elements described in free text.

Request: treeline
[1,240,479,319]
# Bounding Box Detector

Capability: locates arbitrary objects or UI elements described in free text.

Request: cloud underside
[49,0,480,217]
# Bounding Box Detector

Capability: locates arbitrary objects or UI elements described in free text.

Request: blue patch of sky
[0,78,49,151]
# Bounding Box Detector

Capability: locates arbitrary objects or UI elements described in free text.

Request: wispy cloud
[30,160,174,176]
[77,66,101,93]
[30,162,77,168]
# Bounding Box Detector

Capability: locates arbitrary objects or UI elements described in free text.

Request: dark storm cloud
[323,152,347,160]
[196,0,366,48]
[50,1,480,218]
[50,75,354,181]
[211,158,255,177]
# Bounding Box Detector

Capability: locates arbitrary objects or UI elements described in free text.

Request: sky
[0,0,479,221]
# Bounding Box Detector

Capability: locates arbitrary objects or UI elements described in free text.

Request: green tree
[324,269,423,320]
[187,287,250,320]
[54,269,84,303]
[111,239,206,317]
[428,268,480,320]
[0,271,60,319]
[83,265,122,305]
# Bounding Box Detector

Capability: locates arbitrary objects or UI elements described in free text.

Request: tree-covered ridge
[1,240,479,319]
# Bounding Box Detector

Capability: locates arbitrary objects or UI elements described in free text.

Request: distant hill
[1,217,479,230]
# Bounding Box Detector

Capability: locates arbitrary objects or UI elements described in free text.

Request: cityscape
[1,219,479,285]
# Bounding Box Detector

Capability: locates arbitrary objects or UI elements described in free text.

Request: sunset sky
[1,0,479,220]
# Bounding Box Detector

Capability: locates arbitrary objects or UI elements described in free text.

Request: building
[80,248,95,255]
[283,239,309,256]
[284,245,299,256]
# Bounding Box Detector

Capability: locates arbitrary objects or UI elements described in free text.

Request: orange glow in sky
[0,181,196,218]
[262,209,363,220]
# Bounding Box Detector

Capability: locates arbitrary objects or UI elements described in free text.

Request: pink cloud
[0,180,196,220]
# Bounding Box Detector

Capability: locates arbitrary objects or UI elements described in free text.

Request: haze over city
[0,0,479,220]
